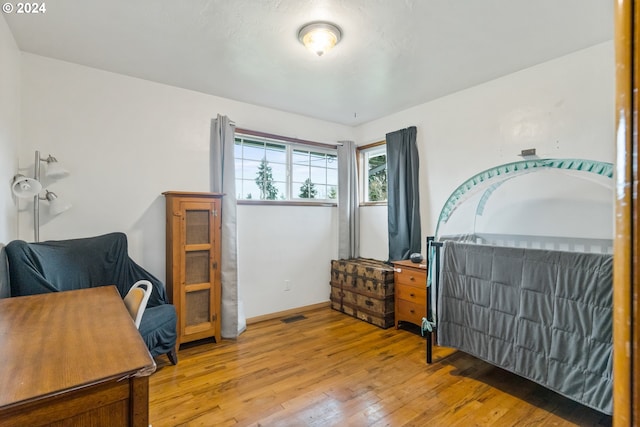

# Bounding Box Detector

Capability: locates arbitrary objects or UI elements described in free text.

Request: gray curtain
[386,126,421,261]
[210,114,246,338]
[337,141,359,259]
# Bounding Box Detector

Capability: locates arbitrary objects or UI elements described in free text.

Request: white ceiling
[4,0,613,126]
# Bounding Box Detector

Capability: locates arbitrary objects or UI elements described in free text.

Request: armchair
[5,232,178,364]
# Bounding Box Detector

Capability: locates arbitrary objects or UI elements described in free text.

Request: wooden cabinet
[163,191,222,348]
[392,260,427,328]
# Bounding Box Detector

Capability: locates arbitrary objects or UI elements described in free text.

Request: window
[235,132,338,202]
[359,143,387,203]
[292,148,338,200]
[235,137,287,200]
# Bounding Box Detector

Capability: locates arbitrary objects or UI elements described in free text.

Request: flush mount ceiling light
[298,21,342,56]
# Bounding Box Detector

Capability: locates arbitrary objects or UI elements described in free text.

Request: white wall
[0,16,20,244]
[356,41,615,258]
[237,205,338,316]
[20,53,352,318]
[359,205,388,260]
[16,40,615,317]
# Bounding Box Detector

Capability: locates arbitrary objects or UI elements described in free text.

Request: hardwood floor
[149,307,612,427]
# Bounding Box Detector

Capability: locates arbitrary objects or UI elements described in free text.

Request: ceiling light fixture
[298,21,342,57]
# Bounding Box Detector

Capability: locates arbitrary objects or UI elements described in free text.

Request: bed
[425,159,614,414]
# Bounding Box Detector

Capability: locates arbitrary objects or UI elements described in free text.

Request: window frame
[234,129,338,206]
[357,140,388,206]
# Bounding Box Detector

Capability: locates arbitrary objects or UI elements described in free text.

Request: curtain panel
[337,140,359,259]
[210,114,246,338]
[386,126,421,261]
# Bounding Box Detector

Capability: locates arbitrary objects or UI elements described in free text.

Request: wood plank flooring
[149,307,612,427]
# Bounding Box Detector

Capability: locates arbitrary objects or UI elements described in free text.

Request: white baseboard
[246,301,330,325]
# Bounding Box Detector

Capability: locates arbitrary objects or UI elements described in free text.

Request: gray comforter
[437,241,612,414]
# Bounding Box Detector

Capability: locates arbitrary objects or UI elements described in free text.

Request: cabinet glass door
[185,251,211,327]
[182,203,216,336]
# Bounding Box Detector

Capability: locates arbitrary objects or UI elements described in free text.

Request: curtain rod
[235,127,340,149]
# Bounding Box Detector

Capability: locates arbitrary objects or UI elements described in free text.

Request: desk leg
[130,376,149,427]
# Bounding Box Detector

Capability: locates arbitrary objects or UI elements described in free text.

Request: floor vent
[281,314,307,324]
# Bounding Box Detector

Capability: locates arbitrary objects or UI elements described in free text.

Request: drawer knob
[409,276,415,281]
[410,293,415,297]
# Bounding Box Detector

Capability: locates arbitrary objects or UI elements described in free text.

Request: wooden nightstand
[392,259,427,329]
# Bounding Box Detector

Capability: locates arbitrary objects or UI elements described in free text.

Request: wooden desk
[0,286,156,427]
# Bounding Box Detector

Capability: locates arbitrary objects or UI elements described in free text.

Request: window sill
[238,199,337,207]
[360,201,388,207]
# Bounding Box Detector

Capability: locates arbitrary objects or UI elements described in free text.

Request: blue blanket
[6,232,176,357]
